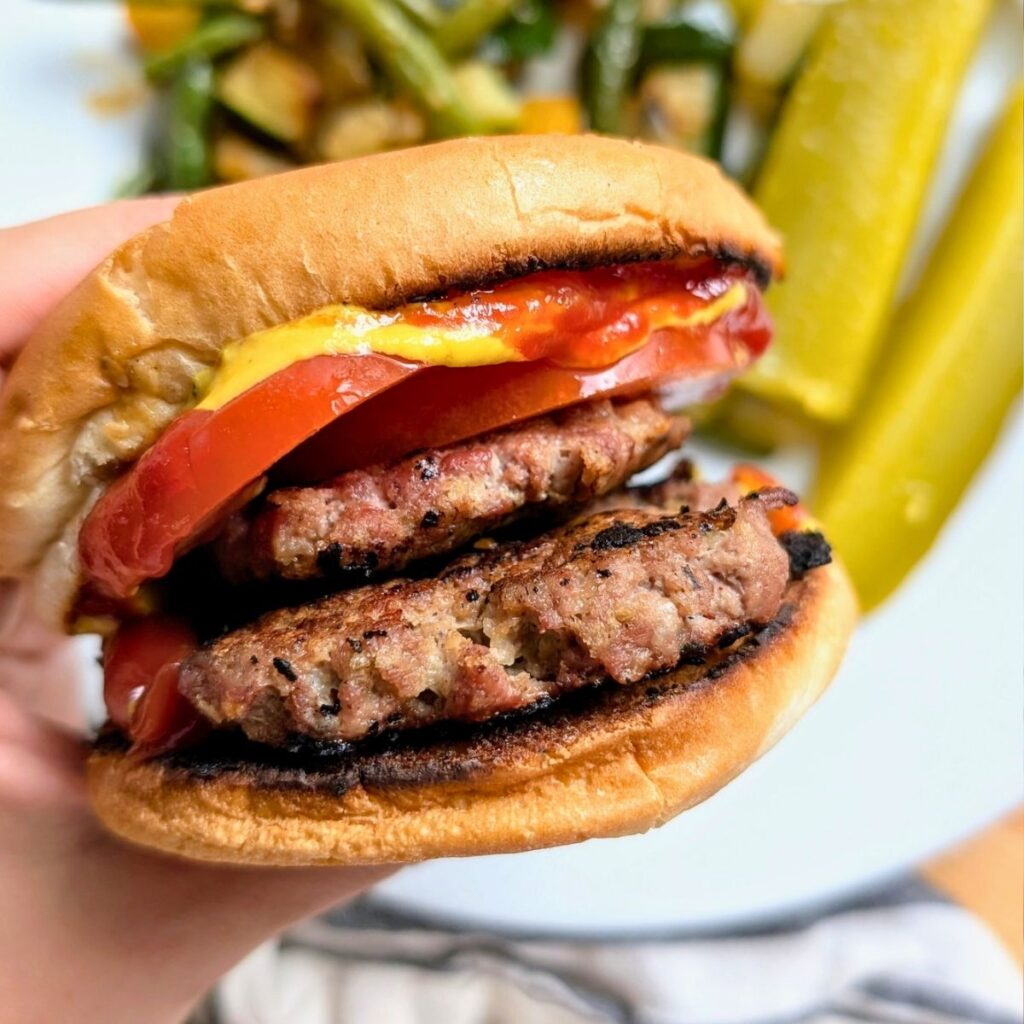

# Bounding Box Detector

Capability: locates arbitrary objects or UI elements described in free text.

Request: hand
[0,201,394,1024]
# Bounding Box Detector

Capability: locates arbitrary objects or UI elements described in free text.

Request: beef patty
[214,398,686,584]
[181,486,804,746]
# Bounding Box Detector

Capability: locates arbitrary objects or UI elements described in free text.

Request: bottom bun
[87,560,857,866]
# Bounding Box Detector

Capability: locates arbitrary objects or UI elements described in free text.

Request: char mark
[779,531,832,580]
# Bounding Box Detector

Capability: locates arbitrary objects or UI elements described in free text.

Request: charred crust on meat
[596,568,612,578]
[677,642,709,666]
[414,456,439,482]
[96,586,809,797]
[683,566,701,590]
[319,689,342,718]
[779,531,832,580]
[716,624,753,649]
[249,655,258,666]
[271,657,298,682]
[316,544,380,580]
[420,510,441,528]
[362,628,388,640]
[346,638,363,653]
[316,543,344,574]
[583,516,684,553]
[464,589,480,603]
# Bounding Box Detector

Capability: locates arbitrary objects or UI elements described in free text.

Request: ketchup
[402,258,767,368]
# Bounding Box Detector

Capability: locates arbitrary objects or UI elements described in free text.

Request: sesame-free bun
[0,136,780,620]
[85,561,853,866]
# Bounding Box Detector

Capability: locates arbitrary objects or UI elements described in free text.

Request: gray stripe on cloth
[332,875,945,943]
[856,975,1024,1024]
[279,929,637,1023]
[276,929,1007,1024]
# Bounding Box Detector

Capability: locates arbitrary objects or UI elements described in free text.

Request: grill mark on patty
[97,601,801,796]
[180,489,797,747]
[213,398,686,586]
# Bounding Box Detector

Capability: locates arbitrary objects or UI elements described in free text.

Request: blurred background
[0,0,1020,1018]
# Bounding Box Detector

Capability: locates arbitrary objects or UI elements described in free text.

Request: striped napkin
[196,876,1022,1024]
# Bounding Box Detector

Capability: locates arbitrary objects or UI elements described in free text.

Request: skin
[0,200,395,1024]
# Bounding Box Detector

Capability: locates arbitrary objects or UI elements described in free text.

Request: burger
[0,136,856,865]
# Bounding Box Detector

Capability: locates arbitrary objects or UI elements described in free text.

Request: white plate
[2,0,1021,934]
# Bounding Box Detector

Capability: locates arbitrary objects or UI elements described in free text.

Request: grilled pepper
[144,12,263,82]
[126,3,201,54]
[814,86,1024,610]
[738,0,993,423]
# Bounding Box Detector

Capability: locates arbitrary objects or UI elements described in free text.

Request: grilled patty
[213,398,686,584]
[181,486,803,747]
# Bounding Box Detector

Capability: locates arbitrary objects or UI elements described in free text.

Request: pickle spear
[738,0,993,422]
[814,86,1023,611]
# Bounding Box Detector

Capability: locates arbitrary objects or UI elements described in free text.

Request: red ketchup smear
[401,257,768,367]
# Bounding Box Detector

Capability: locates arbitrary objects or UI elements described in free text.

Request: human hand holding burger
[0,201,392,1024]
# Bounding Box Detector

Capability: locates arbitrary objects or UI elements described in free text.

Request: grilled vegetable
[453,60,522,131]
[144,12,264,81]
[314,19,374,102]
[814,86,1023,610]
[164,56,215,189]
[394,0,442,28]
[322,0,486,136]
[435,0,518,57]
[638,8,734,68]
[638,62,727,157]
[316,97,425,160]
[487,0,557,62]
[126,2,200,53]
[735,0,831,92]
[520,95,581,133]
[213,131,295,181]
[217,42,320,142]
[583,0,643,133]
[738,0,993,423]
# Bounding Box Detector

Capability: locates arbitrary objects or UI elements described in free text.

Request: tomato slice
[80,268,770,603]
[103,616,203,754]
[80,353,417,601]
[280,284,771,481]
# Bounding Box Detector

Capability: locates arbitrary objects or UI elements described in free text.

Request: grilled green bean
[584,0,643,134]
[434,0,517,57]
[164,57,215,189]
[394,0,443,29]
[144,13,263,81]
[488,0,556,62]
[323,0,485,136]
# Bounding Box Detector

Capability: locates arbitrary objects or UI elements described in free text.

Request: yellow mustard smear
[195,283,748,412]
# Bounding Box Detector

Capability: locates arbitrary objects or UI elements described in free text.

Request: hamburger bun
[85,561,855,865]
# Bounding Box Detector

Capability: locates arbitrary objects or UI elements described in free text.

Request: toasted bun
[0,136,780,621]
[86,560,854,866]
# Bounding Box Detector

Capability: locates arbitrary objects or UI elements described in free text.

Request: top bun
[0,135,780,611]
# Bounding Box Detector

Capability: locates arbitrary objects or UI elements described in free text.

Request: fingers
[0,195,180,359]
[0,581,89,731]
